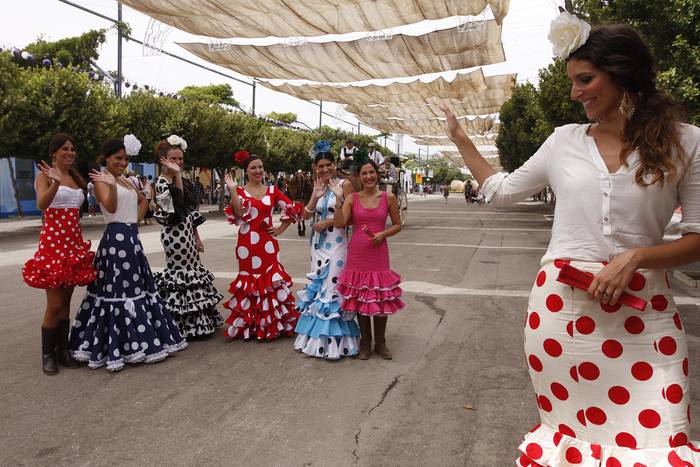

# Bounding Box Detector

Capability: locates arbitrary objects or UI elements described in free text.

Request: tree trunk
[215,167,226,212]
[5,158,24,218]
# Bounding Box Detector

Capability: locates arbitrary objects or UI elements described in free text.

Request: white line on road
[391,241,547,251]
[410,210,545,216]
[411,226,552,232]
[410,216,552,222]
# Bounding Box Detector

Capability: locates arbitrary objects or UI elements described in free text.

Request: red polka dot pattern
[665,384,683,404]
[525,442,543,460]
[578,362,600,380]
[586,407,607,425]
[632,362,654,381]
[602,339,623,358]
[669,432,688,448]
[673,312,683,330]
[558,424,575,438]
[543,338,563,357]
[629,273,646,291]
[608,386,630,405]
[601,302,621,313]
[651,294,668,311]
[565,446,582,463]
[528,355,543,372]
[575,316,596,335]
[615,432,637,448]
[528,312,540,330]
[606,458,622,467]
[624,316,645,334]
[538,395,552,412]
[658,336,677,356]
[551,382,569,401]
[639,409,661,428]
[536,270,546,287]
[546,294,563,312]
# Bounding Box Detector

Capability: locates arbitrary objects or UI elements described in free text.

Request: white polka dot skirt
[518,260,700,466]
[69,223,187,372]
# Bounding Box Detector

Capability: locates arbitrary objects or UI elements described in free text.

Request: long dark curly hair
[568,24,687,187]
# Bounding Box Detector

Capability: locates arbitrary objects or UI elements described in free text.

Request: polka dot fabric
[336,192,404,316]
[518,261,700,466]
[23,208,96,289]
[68,223,187,371]
[294,188,360,359]
[153,178,223,338]
[222,185,299,340]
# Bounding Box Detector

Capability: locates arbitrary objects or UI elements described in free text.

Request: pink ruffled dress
[337,191,404,315]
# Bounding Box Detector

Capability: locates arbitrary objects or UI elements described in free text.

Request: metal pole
[357,122,361,134]
[319,100,323,128]
[116,2,122,98]
[251,81,256,115]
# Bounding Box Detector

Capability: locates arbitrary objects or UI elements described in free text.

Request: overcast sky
[1,0,562,156]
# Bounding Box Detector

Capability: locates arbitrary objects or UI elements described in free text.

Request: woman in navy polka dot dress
[293,145,360,359]
[68,138,186,372]
[222,151,301,340]
[153,137,223,339]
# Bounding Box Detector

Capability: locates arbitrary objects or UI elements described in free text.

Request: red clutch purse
[556,264,648,311]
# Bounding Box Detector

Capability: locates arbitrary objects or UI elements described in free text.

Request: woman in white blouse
[442,14,700,466]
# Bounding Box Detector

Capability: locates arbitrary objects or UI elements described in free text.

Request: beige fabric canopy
[345,74,515,119]
[361,115,494,136]
[122,0,510,38]
[261,68,490,105]
[179,20,505,82]
[414,135,496,147]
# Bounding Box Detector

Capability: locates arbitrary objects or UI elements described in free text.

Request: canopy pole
[116,2,123,98]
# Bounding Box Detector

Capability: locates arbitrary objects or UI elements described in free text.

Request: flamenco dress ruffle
[153,191,224,338]
[69,223,187,371]
[22,208,96,289]
[294,259,360,359]
[517,423,700,467]
[336,269,405,315]
[222,194,302,340]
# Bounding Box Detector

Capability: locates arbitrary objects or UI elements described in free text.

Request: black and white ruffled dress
[153,176,223,338]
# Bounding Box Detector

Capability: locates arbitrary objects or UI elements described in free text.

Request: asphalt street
[2,195,700,467]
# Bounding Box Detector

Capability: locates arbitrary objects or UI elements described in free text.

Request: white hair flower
[548,11,591,59]
[123,134,142,156]
[166,134,187,151]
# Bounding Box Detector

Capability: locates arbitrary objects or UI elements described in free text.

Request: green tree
[23,30,107,70]
[573,0,700,124]
[537,59,587,132]
[177,84,240,108]
[119,91,177,162]
[264,111,298,124]
[496,83,550,172]
[264,127,315,173]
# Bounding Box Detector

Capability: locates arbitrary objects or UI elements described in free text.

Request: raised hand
[311,178,326,199]
[439,102,467,144]
[159,157,180,175]
[224,172,238,192]
[329,179,344,198]
[37,161,62,183]
[90,169,117,186]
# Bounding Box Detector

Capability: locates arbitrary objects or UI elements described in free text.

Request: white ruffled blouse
[482,123,700,265]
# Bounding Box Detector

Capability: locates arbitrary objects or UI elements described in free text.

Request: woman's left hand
[268,225,285,237]
[195,237,205,253]
[370,231,385,246]
[587,249,640,305]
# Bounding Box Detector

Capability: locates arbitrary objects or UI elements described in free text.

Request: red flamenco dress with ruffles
[223,185,301,340]
[337,191,404,315]
[23,186,96,289]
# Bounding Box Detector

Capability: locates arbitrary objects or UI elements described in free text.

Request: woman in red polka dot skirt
[443,13,700,466]
[23,133,96,375]
[222,151,302,340]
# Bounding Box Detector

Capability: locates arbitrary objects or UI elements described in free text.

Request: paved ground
[2,195,700,466]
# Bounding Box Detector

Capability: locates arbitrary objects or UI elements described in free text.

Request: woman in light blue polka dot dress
[294,145,360,359]
[68,138,187,371]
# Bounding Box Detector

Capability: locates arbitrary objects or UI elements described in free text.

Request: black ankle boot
[56,320,80,368]
[41,327,58,375]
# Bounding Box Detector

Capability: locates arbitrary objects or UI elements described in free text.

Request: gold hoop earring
[619,91,636,121]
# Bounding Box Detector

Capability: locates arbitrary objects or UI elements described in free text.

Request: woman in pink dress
[332,160,404,360]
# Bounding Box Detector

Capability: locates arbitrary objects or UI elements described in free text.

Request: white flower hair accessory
[123,134,142,156]
[548,10,591,59]
[166,134,188,151]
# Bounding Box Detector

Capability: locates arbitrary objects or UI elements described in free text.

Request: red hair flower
[234,150,250,165]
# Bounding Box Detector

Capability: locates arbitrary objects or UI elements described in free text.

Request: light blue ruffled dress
[294,187,359,359]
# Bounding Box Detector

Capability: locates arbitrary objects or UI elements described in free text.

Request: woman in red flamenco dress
[22,133,96,375]
[222,151,302,340]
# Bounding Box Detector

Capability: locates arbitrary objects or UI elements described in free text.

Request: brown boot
[373,316,393,360]
[41,326,58,375]
[357,315,372,360]
[56,319,80,368]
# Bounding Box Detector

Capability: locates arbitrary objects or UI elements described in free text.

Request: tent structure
[414,134,497,147]
[120,0,511,38]
[344,74,515,118]
[360,115,495,136]
[179,20,505,82]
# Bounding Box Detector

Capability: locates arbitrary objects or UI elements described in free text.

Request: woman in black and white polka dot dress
[153,137,223,338]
